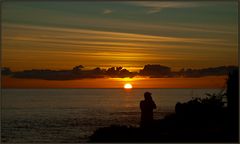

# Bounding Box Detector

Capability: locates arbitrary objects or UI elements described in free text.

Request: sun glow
[124,83,133,89]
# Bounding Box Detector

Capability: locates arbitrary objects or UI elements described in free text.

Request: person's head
[144,92,152,101]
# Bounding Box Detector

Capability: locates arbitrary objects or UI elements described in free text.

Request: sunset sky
[2,1,238,71]
[1,1,238,88]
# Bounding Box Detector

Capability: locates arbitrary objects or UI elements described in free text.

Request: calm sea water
[1,88,221,142]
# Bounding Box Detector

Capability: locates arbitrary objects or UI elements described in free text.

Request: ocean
[1,88,221,142]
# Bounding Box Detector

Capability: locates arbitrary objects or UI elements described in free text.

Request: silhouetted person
[140,92,156,127]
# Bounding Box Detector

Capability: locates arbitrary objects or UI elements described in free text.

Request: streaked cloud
[3,23,232,46]
[103,9,112,14]
[2,23,237,71]
[132,2,202,14]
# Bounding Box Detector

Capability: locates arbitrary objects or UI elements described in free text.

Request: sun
[124,83,133,89]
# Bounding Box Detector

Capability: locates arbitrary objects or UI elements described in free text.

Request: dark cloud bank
[1,64,238,80]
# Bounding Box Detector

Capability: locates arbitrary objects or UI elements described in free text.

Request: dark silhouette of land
[1,64,237,80]
[89,69,239,142]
